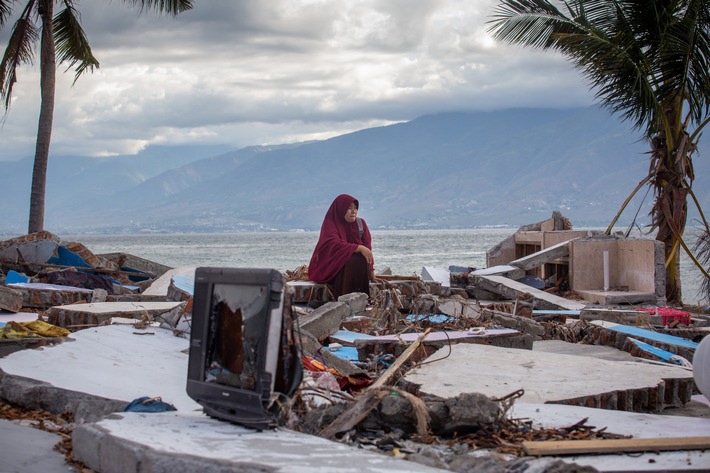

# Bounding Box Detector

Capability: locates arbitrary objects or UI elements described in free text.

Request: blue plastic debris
[5,270,29,284]
[47,246,91,268]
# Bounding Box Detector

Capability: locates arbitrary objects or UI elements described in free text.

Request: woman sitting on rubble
[308,194,377,299]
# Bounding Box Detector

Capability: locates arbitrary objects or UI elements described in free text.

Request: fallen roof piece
[475,274,587,311]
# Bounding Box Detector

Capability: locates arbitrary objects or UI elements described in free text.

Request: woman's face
[344,202,358,223]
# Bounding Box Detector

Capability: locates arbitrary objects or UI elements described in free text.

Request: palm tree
[0,0,193,234]
[488,0,710,305]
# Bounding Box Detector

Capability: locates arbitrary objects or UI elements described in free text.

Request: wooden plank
[523,436,710,456]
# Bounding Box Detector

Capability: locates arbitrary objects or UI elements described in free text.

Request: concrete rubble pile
[1,217,709,473]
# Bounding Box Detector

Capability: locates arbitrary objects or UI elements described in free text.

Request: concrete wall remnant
[569,238,665,305]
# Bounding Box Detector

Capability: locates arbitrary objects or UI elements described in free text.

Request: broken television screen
[205,283,271,391]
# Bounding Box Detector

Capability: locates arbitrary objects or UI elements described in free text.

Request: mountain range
[2,106,708,234]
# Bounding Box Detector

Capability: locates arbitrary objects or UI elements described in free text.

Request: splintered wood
[523,436,710,456]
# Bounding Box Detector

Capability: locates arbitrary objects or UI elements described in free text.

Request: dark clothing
[330,252,370,298]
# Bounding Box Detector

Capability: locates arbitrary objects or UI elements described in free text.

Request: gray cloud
[0,0,595,161]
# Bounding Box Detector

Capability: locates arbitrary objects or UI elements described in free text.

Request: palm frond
[488,0,575,49]
[487,0,710,139]
[0,0,14,27]
[672,0,710,123]
[53,4,99,83]
[0,8,38,109]
[122,0,193,16]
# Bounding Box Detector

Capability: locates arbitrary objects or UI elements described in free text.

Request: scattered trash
[123,396,177,413]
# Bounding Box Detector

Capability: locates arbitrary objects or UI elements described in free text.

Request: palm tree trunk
[28,0,56,234]
[650,101,694,306]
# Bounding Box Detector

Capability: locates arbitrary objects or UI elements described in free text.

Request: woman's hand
[356,245,374,265]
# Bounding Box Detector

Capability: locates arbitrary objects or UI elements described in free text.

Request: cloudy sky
[0,0,596,161]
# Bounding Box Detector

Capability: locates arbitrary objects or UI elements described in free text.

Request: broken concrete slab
[421,267,450,287]
[533,340,638,363]
[298,301,350,342]
[405,343,694,412]
[46,301,185,330]
[437,297,482,318]
[337,292,368,316]
[509,238,576,271]
[471,265,525,280]
[0,231,60,264]
[0,324,197,417]
[0,285,23,312]
[474,274,588,311]
[98,252,171,280]
[587,320,698,364]
[7,282,95,309]
[580,306,654,325]
[48,241,119,272]
[480,308,546,339]
[72,411,450,473]
[575,289,659,306]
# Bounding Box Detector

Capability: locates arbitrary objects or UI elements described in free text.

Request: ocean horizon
[63,228,708,306]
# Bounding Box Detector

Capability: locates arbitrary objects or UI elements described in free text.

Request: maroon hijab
[308,194,372,283]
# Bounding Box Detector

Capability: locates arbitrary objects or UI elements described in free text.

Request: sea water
[69,229,707,304]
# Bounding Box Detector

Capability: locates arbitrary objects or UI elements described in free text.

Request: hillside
[2,106,707,234]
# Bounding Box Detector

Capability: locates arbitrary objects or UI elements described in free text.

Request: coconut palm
[0,0,193,234]
[488,0,710,305]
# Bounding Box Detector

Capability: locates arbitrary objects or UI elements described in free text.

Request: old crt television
[187,267,302,430]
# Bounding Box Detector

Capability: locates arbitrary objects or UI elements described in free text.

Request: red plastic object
[637,307,691,325]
